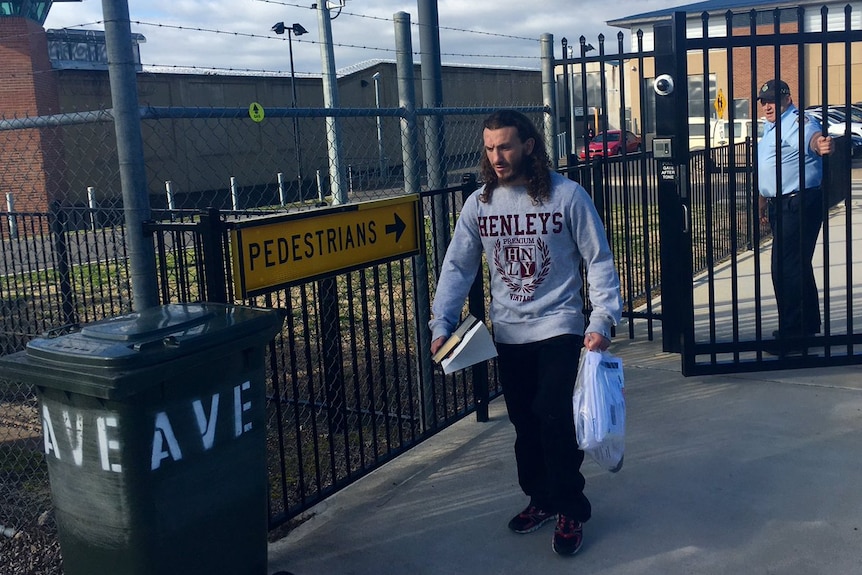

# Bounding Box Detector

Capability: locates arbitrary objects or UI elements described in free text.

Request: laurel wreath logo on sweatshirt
[493,238,550,296]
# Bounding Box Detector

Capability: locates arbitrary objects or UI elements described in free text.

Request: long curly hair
[479,110,552,204]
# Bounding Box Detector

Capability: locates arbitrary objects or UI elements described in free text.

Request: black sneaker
[552,515,583,556]
[507,505,555,534]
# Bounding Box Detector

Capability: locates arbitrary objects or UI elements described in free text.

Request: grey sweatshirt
[430,171,622,345]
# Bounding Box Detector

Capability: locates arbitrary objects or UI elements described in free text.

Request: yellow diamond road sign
[714,89,726,119]
[230,195,421,297]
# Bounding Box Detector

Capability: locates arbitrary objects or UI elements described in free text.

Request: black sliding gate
[560,4,862,375]
[653,8,862,374]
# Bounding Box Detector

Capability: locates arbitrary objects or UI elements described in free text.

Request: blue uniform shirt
[757,104,823,198]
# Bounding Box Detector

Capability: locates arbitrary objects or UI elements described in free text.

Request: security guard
[756,79,833,348]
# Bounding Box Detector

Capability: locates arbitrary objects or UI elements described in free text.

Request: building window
[730,8,798,29]
[0,1,52,25]
[688,74,717,118]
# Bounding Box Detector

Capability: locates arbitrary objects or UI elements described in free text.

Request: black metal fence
[18,5,862,564]
[0,148,675,546]
[662,7,862,373]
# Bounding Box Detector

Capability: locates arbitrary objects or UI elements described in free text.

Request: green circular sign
[249,102,265,123]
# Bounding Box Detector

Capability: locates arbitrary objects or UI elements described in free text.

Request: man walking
[429,110,622,556]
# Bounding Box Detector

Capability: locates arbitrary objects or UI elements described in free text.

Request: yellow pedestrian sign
[229,195,421,297]
[249,102,265,123]
[714,89,726,119]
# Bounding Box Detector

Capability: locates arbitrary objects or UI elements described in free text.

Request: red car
[579,130,642,160]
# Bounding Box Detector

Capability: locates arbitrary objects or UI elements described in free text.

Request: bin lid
[0,303,283,398]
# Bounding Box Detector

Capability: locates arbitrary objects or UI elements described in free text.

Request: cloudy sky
[44,0,690,76]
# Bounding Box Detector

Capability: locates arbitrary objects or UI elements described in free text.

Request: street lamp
[272,21,308,193]
[371,71,386,181]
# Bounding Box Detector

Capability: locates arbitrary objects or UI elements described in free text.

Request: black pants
[497,334,590,522]
[768,188,823,336]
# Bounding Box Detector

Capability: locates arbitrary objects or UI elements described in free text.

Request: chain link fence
[0,84,546,572]
[4,96,543,212]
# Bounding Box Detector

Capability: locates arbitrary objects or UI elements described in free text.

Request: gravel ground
[1,515,63,575]
[2,394,62,575]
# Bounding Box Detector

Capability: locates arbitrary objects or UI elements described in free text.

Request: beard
[496,155,527,184]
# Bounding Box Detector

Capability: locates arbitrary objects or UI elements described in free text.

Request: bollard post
[277,172,286,206]
[230,176,239,211]
[6,193,17,240]
[316,169,326,206]
[87,187,98,231]
[165,181,175,211]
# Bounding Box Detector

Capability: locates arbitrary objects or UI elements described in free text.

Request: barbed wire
[33,11,544,78]
[42,18,541,69]
[126,19,538,62]
[252,0,539,43]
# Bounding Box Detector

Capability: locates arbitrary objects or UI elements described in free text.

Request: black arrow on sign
[385,213,406,242]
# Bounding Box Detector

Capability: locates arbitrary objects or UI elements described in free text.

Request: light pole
[371,71,386,181]
[272,21,308,196]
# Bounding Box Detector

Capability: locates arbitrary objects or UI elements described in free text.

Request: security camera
[654,74,674,96]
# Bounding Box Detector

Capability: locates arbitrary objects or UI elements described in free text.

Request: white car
[804,105,862,139]
[712,118,766,146]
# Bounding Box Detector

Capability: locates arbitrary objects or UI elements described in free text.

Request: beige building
[558,0,862,152]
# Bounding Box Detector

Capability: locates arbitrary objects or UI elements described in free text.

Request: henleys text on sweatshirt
[430,171,622,346]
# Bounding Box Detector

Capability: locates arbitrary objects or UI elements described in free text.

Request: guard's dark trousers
[768,187,823,336]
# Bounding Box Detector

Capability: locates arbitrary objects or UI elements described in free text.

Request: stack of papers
[432,314,498,375]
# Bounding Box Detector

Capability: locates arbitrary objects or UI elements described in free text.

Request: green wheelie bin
[0,303,284,575]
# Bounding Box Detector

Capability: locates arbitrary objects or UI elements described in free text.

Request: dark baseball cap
[758,79,790,102]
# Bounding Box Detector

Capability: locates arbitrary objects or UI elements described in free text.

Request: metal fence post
[418,0,450,278]
[461,174,490,423]
[654,13,693,357]
[316,1,347,205]
[101,0,158,311]
[49,201,76,326]
[395,13,421,197]
[396,11,434,431]
[198,207,227,304]
[545,33,561,167]
[319,276,347,434]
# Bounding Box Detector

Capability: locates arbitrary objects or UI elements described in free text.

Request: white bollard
[165,181,175,211]
[277,172,286,206]
[230,176,239,211]
[6,193,17,240]
[87,186,97,231]
[316,169,325,205]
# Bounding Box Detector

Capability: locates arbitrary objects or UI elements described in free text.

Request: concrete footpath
[268,173,862,574]
[267,322,862,575]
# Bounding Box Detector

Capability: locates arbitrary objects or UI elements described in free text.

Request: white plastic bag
[572,350,625,472]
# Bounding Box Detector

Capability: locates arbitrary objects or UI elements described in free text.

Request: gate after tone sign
[230,195,421,297]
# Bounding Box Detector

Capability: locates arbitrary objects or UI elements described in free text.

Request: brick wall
[731,22,801,119]
[0,17,66,212]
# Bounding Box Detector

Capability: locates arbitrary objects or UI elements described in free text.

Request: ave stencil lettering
[42,404,121,472]
[41,380,256,473]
